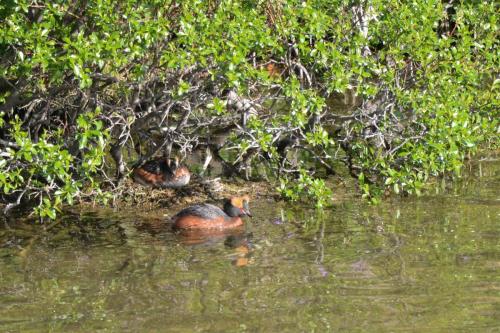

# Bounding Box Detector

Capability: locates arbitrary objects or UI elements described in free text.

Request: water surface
[1,159,499,332]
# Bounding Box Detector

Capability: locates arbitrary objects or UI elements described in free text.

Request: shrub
[0,0,498,217]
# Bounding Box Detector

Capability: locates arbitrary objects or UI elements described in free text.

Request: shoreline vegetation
[3,150,498,223]
[0,1,498,220]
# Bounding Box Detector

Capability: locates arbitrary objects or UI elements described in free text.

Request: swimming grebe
[172,195,251,230]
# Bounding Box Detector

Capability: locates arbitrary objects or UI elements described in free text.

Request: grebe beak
[242,201,252,217]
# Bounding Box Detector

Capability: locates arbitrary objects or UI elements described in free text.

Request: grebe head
[165,156,180,169]
[224,195,252,217]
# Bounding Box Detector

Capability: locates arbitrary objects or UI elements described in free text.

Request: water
[1,159,499,332]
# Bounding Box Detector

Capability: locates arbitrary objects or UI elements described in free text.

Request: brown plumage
[172,195,251,230]
[132,158,190,189]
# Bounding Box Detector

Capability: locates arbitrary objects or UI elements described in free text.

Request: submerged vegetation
[0,0,498,218]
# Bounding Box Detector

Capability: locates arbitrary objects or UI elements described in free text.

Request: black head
[223,196,252,217]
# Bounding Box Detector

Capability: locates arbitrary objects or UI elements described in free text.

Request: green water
[1,160,499,332]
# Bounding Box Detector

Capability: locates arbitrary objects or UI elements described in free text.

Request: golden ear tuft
[230,197,243,208]
[229,195,250,208]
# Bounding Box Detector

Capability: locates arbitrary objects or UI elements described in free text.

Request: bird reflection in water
[224,233,252,267]
[135,218,253,267]
[175,228,253,267]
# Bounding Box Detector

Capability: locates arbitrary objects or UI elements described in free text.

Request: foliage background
[0,0,498,217]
